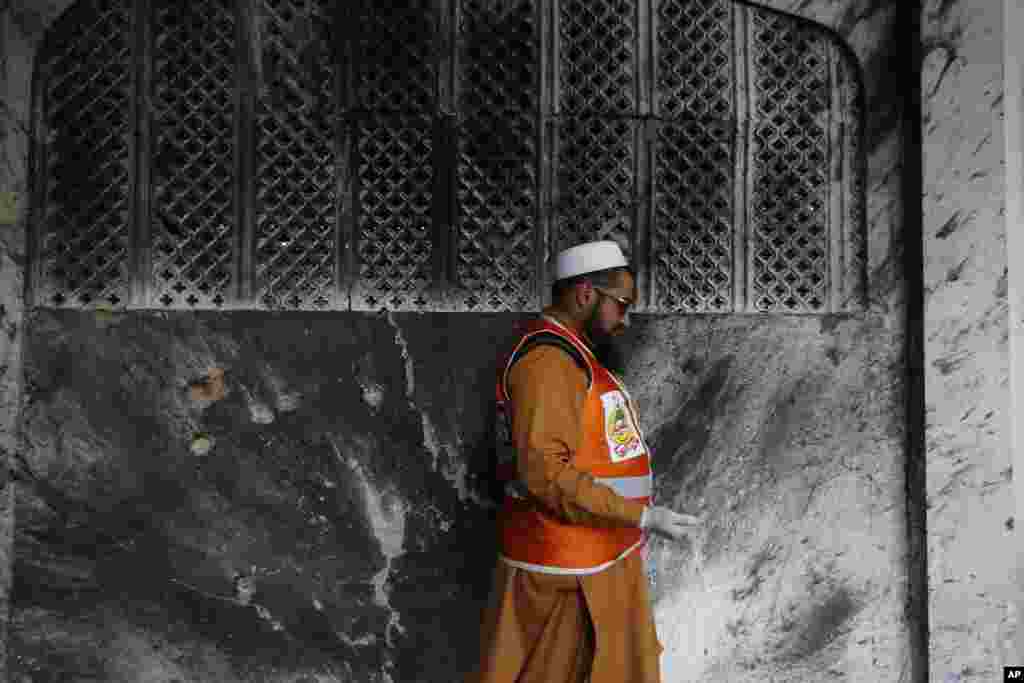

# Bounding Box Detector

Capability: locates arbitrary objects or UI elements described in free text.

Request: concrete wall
[0,0,44,677]
[15,304,908,683]
[921,0,1020,679]
[634,312,910,682]
[15,309,512,681]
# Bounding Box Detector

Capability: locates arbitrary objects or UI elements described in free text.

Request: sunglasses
[593,286,633,313]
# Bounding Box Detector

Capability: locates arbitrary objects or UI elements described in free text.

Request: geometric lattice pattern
[456,0,538,311]
[356,0,437,113]
[37,0,132,308]
[151,0,237,308]
[559,0,636,115]
[31,0,867,314]
[353,117,434,311]
[653,119,733,312]
[554,117,638,259]
[657,0,733,120]
[255,0,338,310]
[749,12,831,312]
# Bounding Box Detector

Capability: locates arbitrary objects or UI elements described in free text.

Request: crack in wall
[168,576,288,636]
[385,312,494,509]
[386,312,439,472]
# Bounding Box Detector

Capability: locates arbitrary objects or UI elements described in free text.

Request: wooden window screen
[29,0,866,313]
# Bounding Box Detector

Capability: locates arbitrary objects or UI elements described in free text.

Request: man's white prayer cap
[554,240,629,281]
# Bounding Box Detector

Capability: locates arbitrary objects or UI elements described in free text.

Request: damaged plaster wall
[14,310,905,682]
[921,0,1019,678]
[15,309,513,681]
[632,313,909,682]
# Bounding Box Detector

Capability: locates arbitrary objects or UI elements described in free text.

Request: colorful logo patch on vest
[600,391,645,462]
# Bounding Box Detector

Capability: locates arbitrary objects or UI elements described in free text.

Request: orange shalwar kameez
[469,308,663,683]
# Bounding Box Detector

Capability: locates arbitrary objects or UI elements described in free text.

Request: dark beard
[584,310,626,375]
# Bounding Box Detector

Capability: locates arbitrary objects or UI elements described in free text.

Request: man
[470,240,701,683]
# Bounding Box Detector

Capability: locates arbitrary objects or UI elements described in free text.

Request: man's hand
[643,506,701,542]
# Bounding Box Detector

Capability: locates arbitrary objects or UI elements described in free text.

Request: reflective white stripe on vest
[507,475,650,500]
[499,537,645,576]
[594,474,651,499]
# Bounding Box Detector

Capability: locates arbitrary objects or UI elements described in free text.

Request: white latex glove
[642,506,702,542]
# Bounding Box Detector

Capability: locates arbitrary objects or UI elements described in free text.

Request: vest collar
[541,307,595,352]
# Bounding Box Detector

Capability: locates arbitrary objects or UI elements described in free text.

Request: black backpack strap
[507,331,592,389]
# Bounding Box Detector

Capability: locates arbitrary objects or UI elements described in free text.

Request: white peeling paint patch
[384,314,495,509]
[329,438,408,644]
[415,387,493,508]
[442,431,496,509]
[383,607,407,647]
[386,311,416,400]
[263,368,302,413]
[254,604,285,632]
[419,407,442,472]
[444,453,484,506]
[276,392,301,413]
[385,312,442,472]
[294,675,349,683]
[411,501,454,538]
[360,382,386,411]
[234,574,255,605]
[329,440,406,562]
[338,631,376,648]
[249,402,275,424]
[191,434,213,456]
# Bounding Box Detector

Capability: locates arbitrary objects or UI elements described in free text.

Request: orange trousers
[469,549,662,683]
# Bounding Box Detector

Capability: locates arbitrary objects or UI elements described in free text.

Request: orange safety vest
[494,315,652,574]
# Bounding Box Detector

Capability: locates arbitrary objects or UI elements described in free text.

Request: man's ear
[575,280,593,308]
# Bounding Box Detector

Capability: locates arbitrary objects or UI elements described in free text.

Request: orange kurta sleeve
[506,345,646,528]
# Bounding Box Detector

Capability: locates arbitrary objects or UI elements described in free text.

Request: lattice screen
[35,0,132,308]
[652,0,735,312]
[749,10,830,312]
[255,0,340,310]
[456,0,539,311]
[30,0,866,314]
[151,0,237,309]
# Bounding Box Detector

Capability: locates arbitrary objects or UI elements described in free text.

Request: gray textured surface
[15,310,514,682]
[921,0,1020,677]
[1,0,40,677]
[9,307,911,682]
[631,313,908,681]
